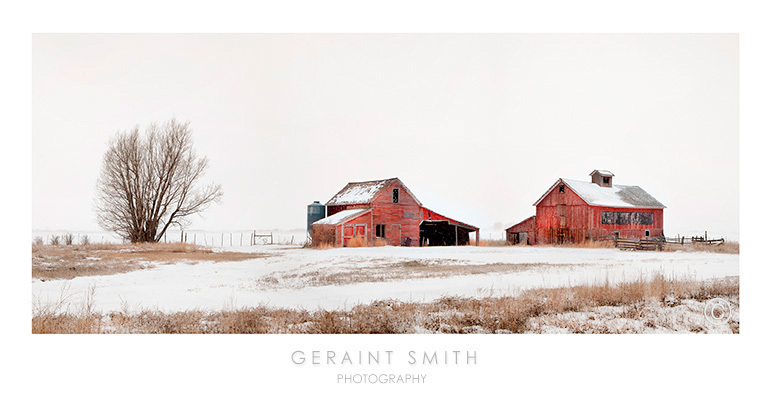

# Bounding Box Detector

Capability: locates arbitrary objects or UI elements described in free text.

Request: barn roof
[326,177,422,206]
[590,169,615,176]
[422,207,479,231]
[505,215,536,231]
[534,179,666,209]
[312,208,372,226]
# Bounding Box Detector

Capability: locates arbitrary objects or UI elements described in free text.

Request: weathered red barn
[506,215,535,245]
[310,178,479,247]
[507,170,665,244]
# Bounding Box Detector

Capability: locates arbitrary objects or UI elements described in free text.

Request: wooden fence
[594,235,664,251]
[593,231,725,251]
[663,232,725,246]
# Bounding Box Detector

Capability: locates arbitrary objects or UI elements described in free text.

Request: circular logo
[704,298,732,325]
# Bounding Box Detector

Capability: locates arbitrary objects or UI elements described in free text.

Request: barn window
[393,188,400,203]
[603,177,610,184]
[559,184,564,193]
[376,224,386,238]
[602,211,654,225]
[645,230,650,237]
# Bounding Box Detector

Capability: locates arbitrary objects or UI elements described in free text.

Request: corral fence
[593,231,725,251]
[663,232,725,246]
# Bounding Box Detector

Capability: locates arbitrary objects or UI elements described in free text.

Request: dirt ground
[31,242,269,280]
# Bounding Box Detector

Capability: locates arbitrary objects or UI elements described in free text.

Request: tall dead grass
[550,240,616,249]
[309,226,336,248]
[345,237,368,247]
[33,275,738,334]
[478,239,509,247]
[663,241,739,254]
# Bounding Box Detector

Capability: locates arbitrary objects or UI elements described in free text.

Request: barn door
[556,204,567,243]
[391,224,401,246]
[342,224,354,246]
[343,224,367,246]
[557,204,567,227]
[355,225,366,237]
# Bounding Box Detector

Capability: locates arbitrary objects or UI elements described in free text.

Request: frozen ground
[31,245,739,313]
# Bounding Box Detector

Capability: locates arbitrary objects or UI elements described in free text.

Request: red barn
[507,170,665,244]
[310,178,479,247]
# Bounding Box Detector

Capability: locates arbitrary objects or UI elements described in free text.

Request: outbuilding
[507,170,665,244]
[310,178,479,247]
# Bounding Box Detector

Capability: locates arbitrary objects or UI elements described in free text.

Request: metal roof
[312,208,372,226]
[534,179,666,209]
[325,177,422,206]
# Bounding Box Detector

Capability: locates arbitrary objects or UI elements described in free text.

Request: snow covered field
[31,245,739,313]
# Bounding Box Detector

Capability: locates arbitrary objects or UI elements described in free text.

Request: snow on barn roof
[590,169,615,176]
[326,178,397,205]
[312,208,372,226]
[326,177,422,206]
[534,179,666,209]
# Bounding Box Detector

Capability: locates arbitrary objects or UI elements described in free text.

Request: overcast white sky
[32,34,738,238]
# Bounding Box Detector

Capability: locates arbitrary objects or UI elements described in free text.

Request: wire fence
[31,230,306,247]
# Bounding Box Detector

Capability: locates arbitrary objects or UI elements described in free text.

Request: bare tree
[95,119,223,243]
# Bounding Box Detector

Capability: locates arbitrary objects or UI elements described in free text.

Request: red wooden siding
[506,216,535,245]
[534,182,664,244]
[317,178,478,247]
[369,180,421,246]
[419,207,475,229]
[341,211,372,246]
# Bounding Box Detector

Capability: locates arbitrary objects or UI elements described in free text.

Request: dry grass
[345,237,368,247]
[663,241,739,254]
[575,239,738,253]
[256,260,562,289]
[309,225,336,248]
[548,240,616,249]
[370,238,389,247]
[307,241,336,250]
[31,242,268,281]
[306,236,390,249]
[33,275,739,334]
[478,239,509,247]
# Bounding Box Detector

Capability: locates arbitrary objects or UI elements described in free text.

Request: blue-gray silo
[307,201,327,232]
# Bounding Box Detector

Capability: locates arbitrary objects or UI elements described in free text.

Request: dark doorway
[420,220,472,246]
